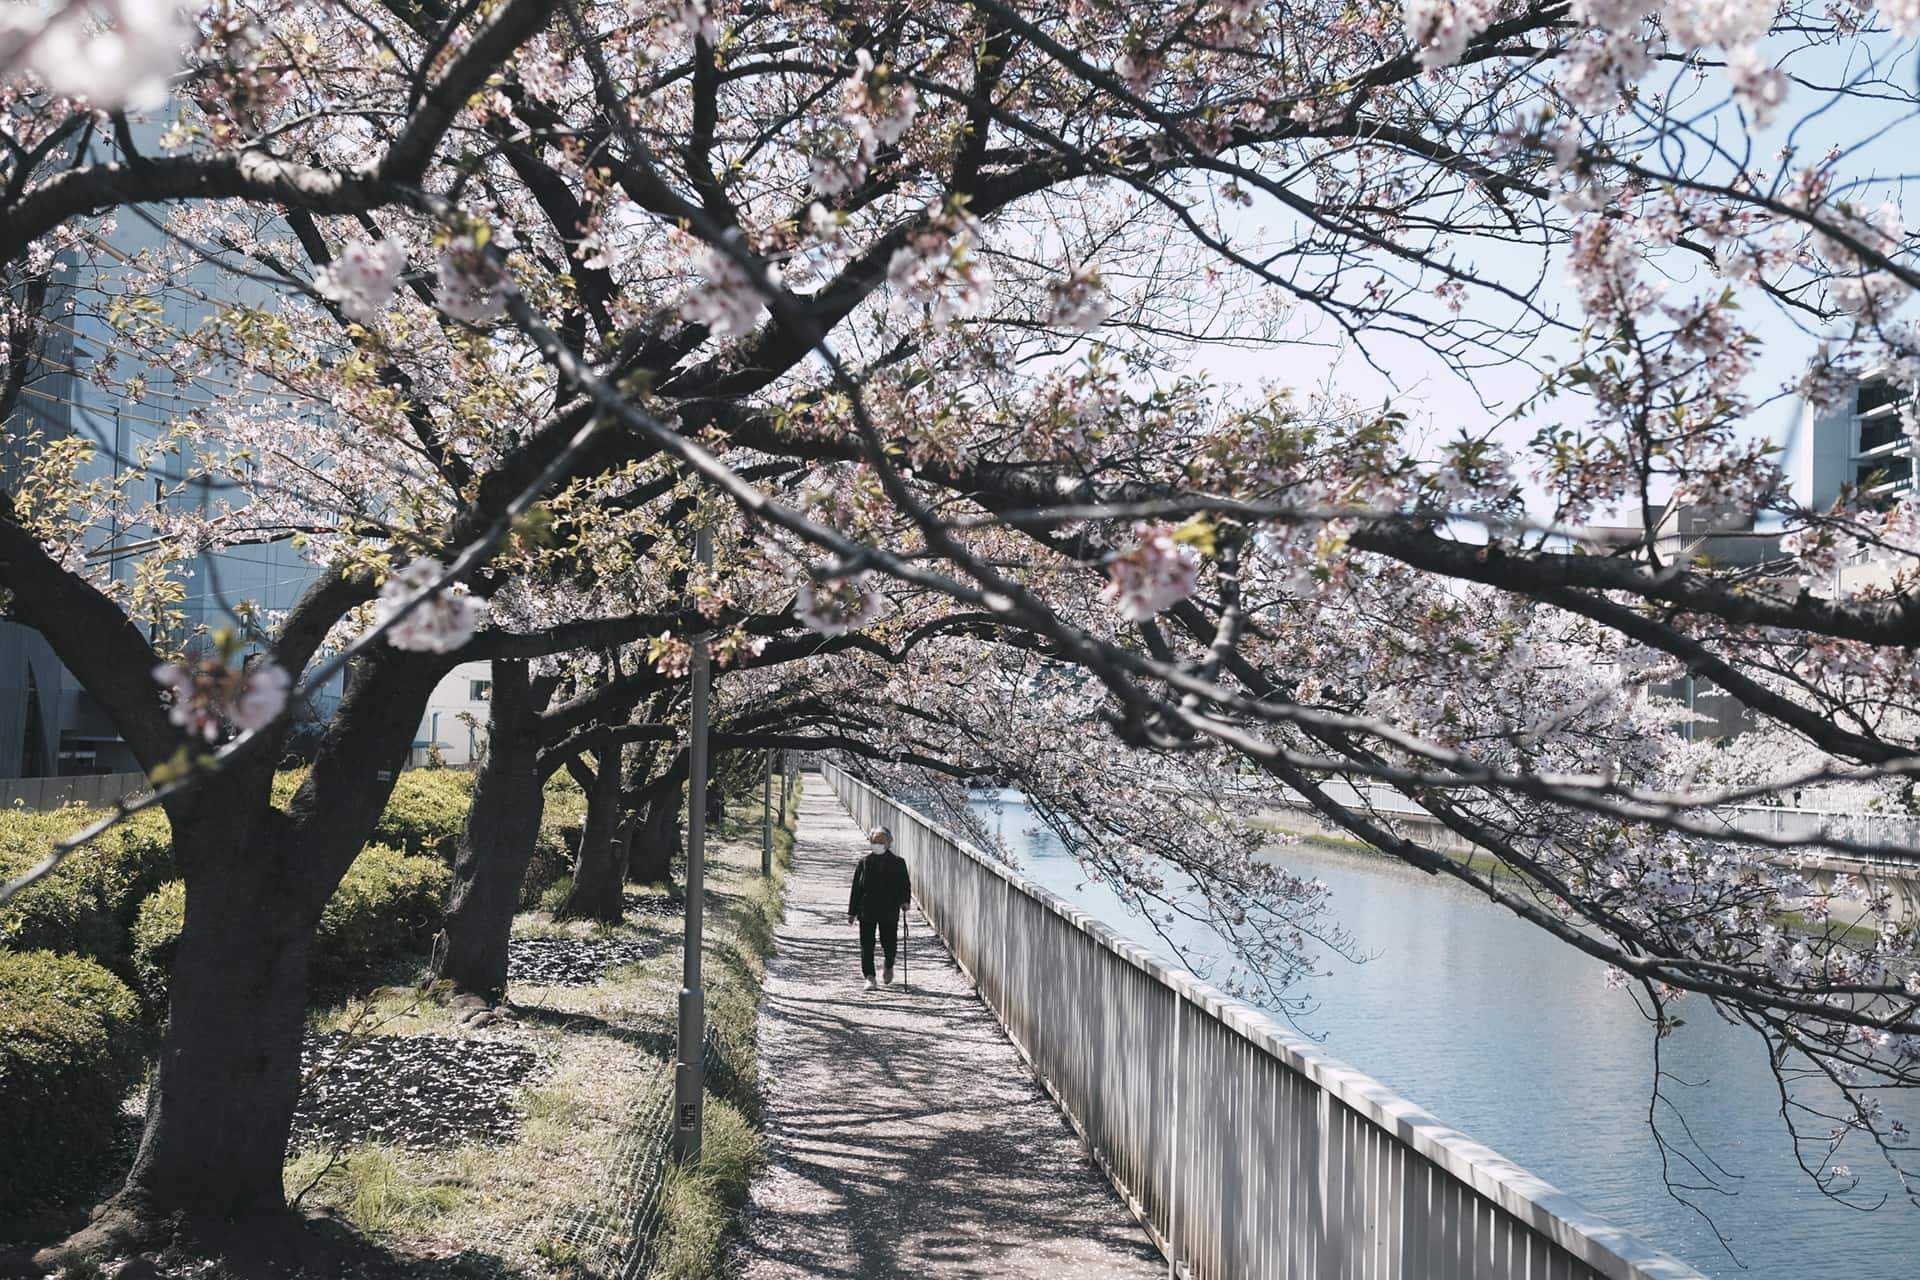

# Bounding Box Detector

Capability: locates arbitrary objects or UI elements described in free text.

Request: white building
[1795,376,1914,509]
[412,661,494,766]
[1789,375,1916,595]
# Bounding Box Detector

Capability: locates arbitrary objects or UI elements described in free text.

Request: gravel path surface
[737,784,1165,1280]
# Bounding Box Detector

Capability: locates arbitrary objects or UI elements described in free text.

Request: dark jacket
[849,849,911,922]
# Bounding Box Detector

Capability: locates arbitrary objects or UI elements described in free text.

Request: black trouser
[858,914,898,978]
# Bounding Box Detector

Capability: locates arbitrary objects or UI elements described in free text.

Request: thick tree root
[28,1200,387,1279]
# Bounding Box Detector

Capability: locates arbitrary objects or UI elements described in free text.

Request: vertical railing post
[1168,987,1182,1279]
[761,747,773,877]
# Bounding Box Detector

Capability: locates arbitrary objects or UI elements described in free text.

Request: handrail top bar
[827,763,1708,1280]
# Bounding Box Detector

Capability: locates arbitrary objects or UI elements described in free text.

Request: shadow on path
[736,784,1163,1280]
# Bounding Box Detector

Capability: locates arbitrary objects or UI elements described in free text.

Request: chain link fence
[492,1031,721,1278]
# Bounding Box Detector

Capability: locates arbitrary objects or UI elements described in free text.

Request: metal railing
[825,763,1704,1280]
[1716,804,1920,858]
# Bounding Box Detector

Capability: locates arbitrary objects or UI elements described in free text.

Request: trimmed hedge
[372,769,473,862]
[314,844,451,982]
[0,806,172,973]
[523,775,588,908]
[0,950,145,1210]
[0,768,472,979]
[130,844,452,1002]
[128,880,184,1001]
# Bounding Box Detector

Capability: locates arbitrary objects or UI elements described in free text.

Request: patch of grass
[283,1145,474,1234]
[538,875,574,916]
[1253,814,1520,881]
[1779,909,1884,946]
[307,980,463,1038]
[520,1083,587,1151]
[650,1097,765,1280]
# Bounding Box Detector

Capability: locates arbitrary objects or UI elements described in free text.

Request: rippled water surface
[956,791,1920,1280]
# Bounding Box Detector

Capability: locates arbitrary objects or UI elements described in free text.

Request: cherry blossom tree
[1,0,1918,1264]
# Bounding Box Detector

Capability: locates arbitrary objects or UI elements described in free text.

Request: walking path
[736,783,1164,1280]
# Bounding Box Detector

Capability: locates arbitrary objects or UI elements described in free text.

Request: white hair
[868,826,893,844]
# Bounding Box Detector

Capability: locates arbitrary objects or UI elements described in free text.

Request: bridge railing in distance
[824,762,1706,1280]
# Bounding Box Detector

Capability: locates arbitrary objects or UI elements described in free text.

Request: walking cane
[901,904,909,993]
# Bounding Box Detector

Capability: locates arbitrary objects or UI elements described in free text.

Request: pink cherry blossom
[794,571,888,636]
[1726,45,1789,128]
[315,239,407,325]
[0,1,189,109]
[376,558,489,653]
[1044,269,1111,333]
[231,662,291,731]
[152,656,291,740]
[1101,527,1201,621]
[682,244,780,338]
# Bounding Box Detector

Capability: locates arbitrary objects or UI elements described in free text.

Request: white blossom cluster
[809,48,920,197]
[1101,527,1200,621]
[436,236,512,324]
[1043,268,1111,334]
[681,243,781,339]
[887,212,993,328]
[153,657,291,741]
[375,558,489,653]
[0,0,189,109]
[315,239,407,325]
[793,570,888,636]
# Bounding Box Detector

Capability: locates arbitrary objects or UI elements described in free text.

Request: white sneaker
[883,965,895,985]
[865,976,878,991]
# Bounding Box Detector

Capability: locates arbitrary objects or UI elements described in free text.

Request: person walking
[848,825,910,991]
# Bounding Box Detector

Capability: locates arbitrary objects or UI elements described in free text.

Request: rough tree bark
[436,660,547,1002]
[556,745,626,922]
[626,789,681,885]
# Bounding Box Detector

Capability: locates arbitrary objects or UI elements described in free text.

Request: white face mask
[870,838,888,848]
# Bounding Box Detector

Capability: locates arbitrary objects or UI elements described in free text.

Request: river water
[959,791,1920,1280]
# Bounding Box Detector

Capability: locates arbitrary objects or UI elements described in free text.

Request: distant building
[1790,376,1917,597]
[1588,499,1783,571]
[0,128,339,776]
[1615,375,1920,741]
[1797,376,1915,511]
[1587,499,1785,741]
[412,661,493,766]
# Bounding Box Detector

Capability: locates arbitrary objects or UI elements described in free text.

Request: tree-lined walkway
[737,783,1163,1279]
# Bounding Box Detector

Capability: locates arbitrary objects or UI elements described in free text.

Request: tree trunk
[77,650,439,1246]
[437,660,543,1002]
[626,790,681,885]
[557,746,626,922]
[114,810,316,1227]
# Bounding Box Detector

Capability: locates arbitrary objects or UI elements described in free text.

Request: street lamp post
[672,522,713,1164]
[762,747,773,877]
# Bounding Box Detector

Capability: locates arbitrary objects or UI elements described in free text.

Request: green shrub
[520,775,587,907]
[130,845,451,1002]
[2,767,470,1000]
[272,767,309,810]
[0,806,173,971]
[371,770,472,862]
[128,879,184,1000]
[0,950,145,1210]
[522,815,581,908]
[315,844,451,983]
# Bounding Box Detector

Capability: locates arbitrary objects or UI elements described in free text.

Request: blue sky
[1170,33,1920,522]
